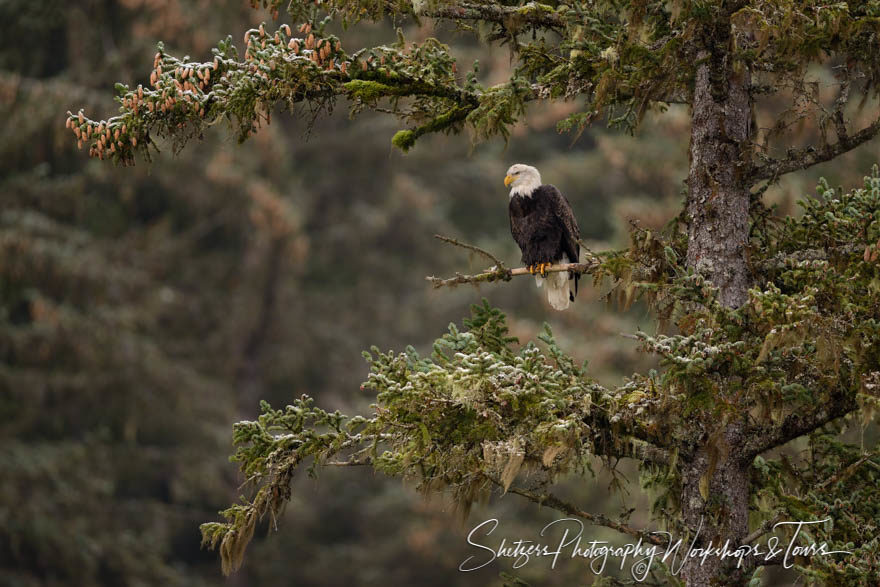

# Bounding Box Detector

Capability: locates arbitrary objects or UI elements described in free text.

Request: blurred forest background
[2,1,878,585]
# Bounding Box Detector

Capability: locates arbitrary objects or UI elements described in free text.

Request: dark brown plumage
[509,184,580,303]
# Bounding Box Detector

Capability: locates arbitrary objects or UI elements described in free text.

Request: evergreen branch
[587,410,671,464]
[325,456,373,466]
[64,30,482,164]
[504,484,666,546]
[755,244,862,271]
[426,261,599,288]
[420,2,565,29]
[751,115,880,183]
[615,438,670,466]
[263,0,566,28]
[391,106,472,151]
[345,76,476,103]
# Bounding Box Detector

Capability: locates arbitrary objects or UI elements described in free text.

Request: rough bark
[679,424,752,585]
[680,22,753,586]
[686,52,751,309]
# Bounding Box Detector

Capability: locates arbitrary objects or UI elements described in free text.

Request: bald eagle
[504,164,580,310]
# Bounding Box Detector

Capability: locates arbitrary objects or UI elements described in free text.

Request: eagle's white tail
[537,267,570,310]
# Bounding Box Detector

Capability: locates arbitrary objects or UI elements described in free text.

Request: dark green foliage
[753,429,880,581]
[202,301,618,573]
[65,24,473,164]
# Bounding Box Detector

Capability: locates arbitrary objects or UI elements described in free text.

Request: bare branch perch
[426,261,600,288]
[429,233,600,288]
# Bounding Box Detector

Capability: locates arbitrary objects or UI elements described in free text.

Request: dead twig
[433,234,507,269]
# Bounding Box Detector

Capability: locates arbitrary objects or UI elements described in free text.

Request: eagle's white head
[504,164,542,198]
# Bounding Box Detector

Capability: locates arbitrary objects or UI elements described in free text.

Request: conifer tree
[69,1,880,585]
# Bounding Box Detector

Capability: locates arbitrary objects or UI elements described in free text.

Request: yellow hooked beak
[504,174,515,187]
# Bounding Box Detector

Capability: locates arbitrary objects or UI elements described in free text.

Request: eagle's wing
[537,184,580,299]
[509,193,534,260]
[540,184,580,265]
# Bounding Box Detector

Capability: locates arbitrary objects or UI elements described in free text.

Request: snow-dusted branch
[418,1,565,29]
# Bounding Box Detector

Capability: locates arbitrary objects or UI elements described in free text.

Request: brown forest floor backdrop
[2,1,878,585]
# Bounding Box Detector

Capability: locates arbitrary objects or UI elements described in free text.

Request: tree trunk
[686,52,751,309]
[679,424,751,585]
[680,33,752,585]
